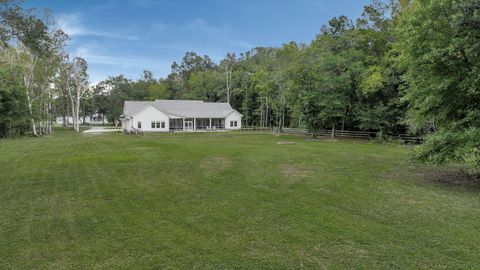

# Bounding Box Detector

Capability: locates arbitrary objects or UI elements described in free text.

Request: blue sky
[24,0,371,84]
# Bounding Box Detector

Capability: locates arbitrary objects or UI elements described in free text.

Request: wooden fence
[240,126,273,132]
[241,127,424,144]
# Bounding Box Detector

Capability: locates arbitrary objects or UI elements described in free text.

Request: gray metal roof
[123,101,153,116]
[123,99,242,118]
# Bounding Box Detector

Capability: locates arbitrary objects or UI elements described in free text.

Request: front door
[185,121,193,131]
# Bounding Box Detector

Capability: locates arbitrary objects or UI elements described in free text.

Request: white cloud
[151,18,254,51]
[183,18,233,35]
[74,44,169,68]
[56,13,139,40]
[85,54,171,69]
[72,44,171,84]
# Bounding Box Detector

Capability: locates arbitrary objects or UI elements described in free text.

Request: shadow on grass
[384,164,480,192]
[420,168,480,191]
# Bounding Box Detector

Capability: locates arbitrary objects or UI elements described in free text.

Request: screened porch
[169,118,225,131]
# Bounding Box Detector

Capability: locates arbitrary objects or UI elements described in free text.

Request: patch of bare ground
[201,156,232,170]
[386,166,480,191]
[421,168,480,190]
[281,164,312,178]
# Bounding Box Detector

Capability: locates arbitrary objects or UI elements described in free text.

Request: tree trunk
[276,111,280,134]
[24,70,37,136]
[63,99,68,128]
[331,122,335,139]
[47,92,52,134]
[225,66,231,104]
[30,117,37,136]
[68,86,76,131]
[25,89,37,136]
[342,106,349,131]
[265,98,269,128]
[260,98,263,127]
[75,92,81,132]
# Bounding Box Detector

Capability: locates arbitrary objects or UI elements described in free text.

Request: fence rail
[125,128,144,136]
[240,126,273,132]
[240,127,424,144]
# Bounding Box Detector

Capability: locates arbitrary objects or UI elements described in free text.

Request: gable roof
[123,101,153,116]
[123,99,242,118]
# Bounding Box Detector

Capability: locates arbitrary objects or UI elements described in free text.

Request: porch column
[209,118,212,130]
[182,118,185,131]
[193,118,196,131]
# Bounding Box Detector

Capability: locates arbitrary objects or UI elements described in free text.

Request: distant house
[120,99,242,132]
[56,112,108,126]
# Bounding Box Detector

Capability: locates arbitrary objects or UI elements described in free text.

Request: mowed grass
[0,130,479,269]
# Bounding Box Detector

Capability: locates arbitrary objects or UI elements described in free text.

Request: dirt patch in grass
[281,164,312,178]
[386,166,480,191]
[201,156,232,170]
[421,169,480,190]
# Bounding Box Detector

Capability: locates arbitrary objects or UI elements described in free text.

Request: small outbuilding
[120,99,242,132]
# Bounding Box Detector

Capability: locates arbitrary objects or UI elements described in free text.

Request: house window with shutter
[138,121,142,129]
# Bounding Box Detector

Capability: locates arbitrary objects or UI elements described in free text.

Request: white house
[120,99,242,132]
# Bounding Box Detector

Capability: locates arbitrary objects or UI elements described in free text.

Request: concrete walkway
[82,127,122,134]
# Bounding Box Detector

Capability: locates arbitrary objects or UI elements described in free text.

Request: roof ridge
[124,99,239,118]
[154,99,204,102]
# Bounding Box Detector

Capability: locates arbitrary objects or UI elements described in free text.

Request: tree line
[1,0,479,171]
[0,0,90,137]
[95,1,405,135]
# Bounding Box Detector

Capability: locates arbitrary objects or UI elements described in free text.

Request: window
[137,121,142,129]
[230,121,234,127]
[150,121,166,129]
[230,120,237,127]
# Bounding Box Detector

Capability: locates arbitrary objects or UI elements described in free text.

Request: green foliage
[397,0,480,168]
[355,102,391,130]
[415,128,480,169]
[360,66,385,95]
[188,70,223,101]
[103,76,145,123]
[372,130,400,144]
[0,65,29,137]
[146,82,169,100]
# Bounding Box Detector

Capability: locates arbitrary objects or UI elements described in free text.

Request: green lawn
[1,131,479,269]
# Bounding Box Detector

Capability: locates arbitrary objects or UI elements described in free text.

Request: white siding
[225,112,242,130]
[132,105,170,132]
[122,118,134,132]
